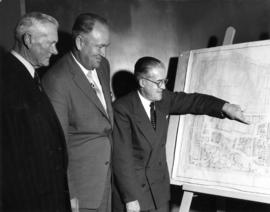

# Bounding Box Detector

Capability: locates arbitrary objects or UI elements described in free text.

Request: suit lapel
[9,53,69,165]
[154,107,167,144]
[96,65,114,126]
[67,53,110,120]
[132,93,168,148]
[133,93,158,148]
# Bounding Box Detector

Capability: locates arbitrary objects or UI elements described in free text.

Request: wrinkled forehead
[31,22,58,40]
[147,64,166,79]
[90,22,110,41]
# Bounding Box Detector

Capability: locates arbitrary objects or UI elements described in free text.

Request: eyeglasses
[141,77,168,88]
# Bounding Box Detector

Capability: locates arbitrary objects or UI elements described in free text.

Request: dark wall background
[0,0,21,54]
[1,0,270,211]
[2,0,270,77]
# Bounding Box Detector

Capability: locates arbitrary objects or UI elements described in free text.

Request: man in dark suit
[42,13,113,212]
[2,12,71,212]
[112,56,248,212]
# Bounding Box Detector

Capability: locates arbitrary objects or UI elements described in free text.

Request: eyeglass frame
[140,77,168,88]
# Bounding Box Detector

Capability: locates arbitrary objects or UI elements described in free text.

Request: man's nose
[51,45,58,55]
[100,47,106,57]
[160,83,166,90]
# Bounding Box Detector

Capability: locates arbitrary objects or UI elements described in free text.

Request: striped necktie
[150,102,156,130]
[86,71,107,113]
[34,71,43,91]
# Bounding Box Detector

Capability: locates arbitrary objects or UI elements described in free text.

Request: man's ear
[75,35,84,51]
[138,78,145,88]
[22,33,32,49]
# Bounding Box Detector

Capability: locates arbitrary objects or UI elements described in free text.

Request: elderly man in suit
[2,12,71,211]
[112,56,248,212]
[42,13,113,212]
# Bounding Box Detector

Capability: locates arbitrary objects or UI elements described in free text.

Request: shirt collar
[138,91,152,108]
[11,50,35,78]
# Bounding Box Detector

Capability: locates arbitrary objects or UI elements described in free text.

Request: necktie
[34,71,43,91]
[150,102,156,130]
[86,71,107,113]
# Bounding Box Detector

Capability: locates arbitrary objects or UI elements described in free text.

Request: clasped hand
[126,200,140,212]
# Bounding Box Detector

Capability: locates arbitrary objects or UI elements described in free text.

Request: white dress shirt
[71,52,107,112]
[138,91,152,120]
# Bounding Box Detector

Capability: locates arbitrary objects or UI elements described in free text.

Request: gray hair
[15,12,58,42]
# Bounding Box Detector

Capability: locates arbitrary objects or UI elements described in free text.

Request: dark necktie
[34,71,43,91]
[150,102,156,130]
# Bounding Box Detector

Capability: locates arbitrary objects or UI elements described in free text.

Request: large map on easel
[170,39,270,200]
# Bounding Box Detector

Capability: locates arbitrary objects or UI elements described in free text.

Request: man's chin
[157,93,163,101]
[94,62,101,69]
[33,59,50,69]
[154,96,162,102]
[42,60,50,67]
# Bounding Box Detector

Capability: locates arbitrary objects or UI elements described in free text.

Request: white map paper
[172,40,270,198]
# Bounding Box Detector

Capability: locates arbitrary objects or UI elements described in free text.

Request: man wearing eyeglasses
[112,56,248,212]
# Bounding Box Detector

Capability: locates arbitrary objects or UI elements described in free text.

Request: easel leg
[216,197,226,212]
[179,191,193,212]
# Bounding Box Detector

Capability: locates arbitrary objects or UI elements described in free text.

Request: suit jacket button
[105,161,110,165]
[141,183,146,188]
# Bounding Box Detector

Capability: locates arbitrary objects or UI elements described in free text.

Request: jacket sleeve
[112,103,141,203]
[160,89,226,117]
[42,70,69,141]
[42,71,77,200]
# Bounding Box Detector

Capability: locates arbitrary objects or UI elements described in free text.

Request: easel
[166,26,237,173]
[166,26,246,212]
[176,26,236,212]
[176,26,270,212]
[179,184,270,212]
